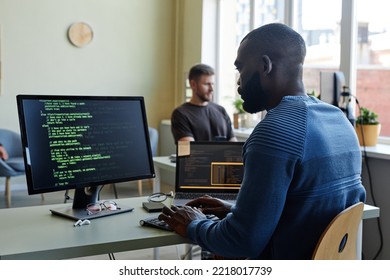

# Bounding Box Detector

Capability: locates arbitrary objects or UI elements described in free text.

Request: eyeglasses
[86,200,120,215]
[148,192,174,203]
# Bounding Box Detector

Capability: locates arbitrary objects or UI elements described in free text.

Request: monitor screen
[16,95,155,220]
[175,141,244,193]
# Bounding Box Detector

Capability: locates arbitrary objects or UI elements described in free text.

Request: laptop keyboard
[174,192,238,201]
[140,214,219,231]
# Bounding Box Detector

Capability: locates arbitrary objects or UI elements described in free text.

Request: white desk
[0,196,189,260]
[0,193,379,260]
[153,156,176,193]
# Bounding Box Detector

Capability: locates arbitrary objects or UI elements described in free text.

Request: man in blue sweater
[159,23,366,259]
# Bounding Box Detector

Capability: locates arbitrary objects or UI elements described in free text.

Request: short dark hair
[243,23,306,64]
[188,64,215,81]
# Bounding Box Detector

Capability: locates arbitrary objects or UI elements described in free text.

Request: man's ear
[189,79,197,89]
[262,55,272,75]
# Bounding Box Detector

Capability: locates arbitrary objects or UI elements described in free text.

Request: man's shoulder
[207,102,228,114]
[172,102,227,117]
[172,103,204,122]
[207,101,224,108]
[172,102,191,114]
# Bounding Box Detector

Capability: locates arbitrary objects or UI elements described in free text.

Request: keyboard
[140,214,220,231]
[174,192,238,201]
[140,216,173,231]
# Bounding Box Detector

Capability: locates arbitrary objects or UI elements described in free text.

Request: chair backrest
[148,127,159,157]
[312,202,364,260]
[0,128,23,158]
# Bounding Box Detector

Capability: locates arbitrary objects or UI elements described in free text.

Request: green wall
[0,0,184,131]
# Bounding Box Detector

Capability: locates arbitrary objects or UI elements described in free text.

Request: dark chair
[0,129,25,207]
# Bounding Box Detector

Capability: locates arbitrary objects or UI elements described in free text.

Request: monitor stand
[50,206,134,221]
[49,185,134,221]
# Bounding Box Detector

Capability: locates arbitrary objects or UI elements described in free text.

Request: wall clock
[67,22,93,47]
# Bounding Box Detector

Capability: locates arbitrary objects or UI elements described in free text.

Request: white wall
[0,0,177,132]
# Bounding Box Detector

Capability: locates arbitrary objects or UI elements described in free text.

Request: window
[218,0,284,128]
[216,0,390,138]
[299,0,390,137]
[298,0,342,95]
[356,0,390,137]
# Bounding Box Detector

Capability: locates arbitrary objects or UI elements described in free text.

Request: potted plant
[355,107,381,146]
[232,98,246,129]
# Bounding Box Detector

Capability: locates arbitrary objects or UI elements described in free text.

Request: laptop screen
[175,141,245,194]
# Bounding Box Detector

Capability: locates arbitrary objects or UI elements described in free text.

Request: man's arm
[185,150,292,258]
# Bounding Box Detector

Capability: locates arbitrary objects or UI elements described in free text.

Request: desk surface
[152,156,176,193]
[362,204,380,220]
[0,191,379,260]
[153,156,176,171]
[0,196,188,260]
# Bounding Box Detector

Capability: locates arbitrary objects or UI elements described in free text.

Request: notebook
[172,141,245,206]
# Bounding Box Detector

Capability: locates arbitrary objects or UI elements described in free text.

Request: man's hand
[186,195,233,219]
[158,205,207,237]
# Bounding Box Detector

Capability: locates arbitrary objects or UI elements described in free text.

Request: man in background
[171,63,237,142]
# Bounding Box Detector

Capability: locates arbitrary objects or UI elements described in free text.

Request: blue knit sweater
[187,96,366,259]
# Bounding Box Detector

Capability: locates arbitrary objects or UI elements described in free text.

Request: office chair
[312,202,364,260]
[137,127,159,196]
[0,129,26,207]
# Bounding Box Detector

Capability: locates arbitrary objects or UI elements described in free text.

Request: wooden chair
[312,202,364,260]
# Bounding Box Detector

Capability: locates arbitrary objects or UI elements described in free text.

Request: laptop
[172,141,245,206]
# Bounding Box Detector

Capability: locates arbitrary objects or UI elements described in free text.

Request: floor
[0,178,200,260]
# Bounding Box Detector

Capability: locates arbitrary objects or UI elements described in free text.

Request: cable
[63,190,72,203]
[356,100,384,259]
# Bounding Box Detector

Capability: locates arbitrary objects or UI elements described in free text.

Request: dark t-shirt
[171,102,235,142]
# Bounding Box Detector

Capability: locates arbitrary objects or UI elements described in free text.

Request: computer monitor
[16,95,155,220]
[319,71,345,106]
